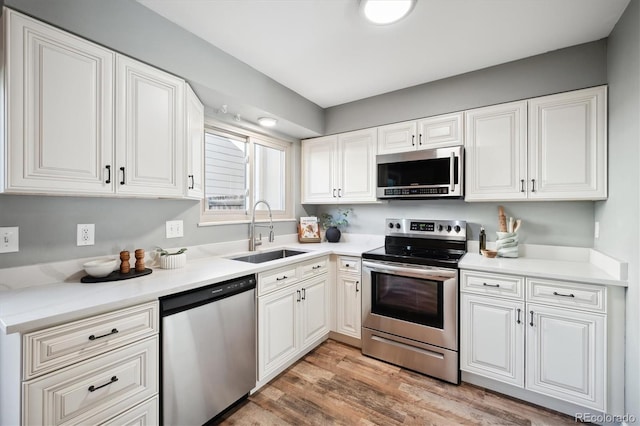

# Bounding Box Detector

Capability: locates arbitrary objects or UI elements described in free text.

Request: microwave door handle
[450,151,456,192]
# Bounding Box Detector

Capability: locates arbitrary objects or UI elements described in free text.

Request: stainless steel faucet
[249,200,274,251]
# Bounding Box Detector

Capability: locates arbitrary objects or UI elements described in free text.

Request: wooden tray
[81,268,152,283]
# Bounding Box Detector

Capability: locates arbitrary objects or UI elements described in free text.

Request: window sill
[198,218,297,227]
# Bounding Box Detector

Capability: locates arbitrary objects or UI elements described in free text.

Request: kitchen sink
[231,249,307,264]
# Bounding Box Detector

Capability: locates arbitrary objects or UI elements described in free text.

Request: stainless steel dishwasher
[160,274,256,425]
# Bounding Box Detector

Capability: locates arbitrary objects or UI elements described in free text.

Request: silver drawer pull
[553,291,575,298]
[516,308,521,324]
[483,282,500,288]
[529,311,534,327]
[88,328,118,341]
[88,375,118,392]
[276,276,288,281]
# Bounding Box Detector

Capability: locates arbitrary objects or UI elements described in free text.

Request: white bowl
[159,252,186,269]
[83,258,118,278]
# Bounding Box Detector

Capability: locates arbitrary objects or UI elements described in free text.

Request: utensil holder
[159,252,186,269]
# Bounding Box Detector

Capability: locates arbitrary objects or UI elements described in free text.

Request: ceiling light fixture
[258,117,278,127]
[360,0,415,25]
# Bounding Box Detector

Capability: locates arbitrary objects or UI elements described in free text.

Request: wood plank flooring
[218,340,580,425]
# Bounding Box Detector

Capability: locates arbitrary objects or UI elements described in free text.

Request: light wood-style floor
[218,339,580,425]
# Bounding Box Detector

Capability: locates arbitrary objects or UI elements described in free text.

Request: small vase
[325,226,341,243]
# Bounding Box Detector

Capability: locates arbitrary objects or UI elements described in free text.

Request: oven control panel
[386,218,466,240]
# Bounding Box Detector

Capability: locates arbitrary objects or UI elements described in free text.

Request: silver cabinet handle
[333,188,336,198]
[553,291,575,298]
[516,308,521,324]
[531,179,536,192]
[483,282,500,288]
[105,165,111,184]
[296,290,301,302]
[312,265,322,270]
[338,188,342,197]
[301,288,306,300]
[276,275,288,281]
[411,135,415,146]
[356,281,360,292]
[418,134,422,145]
[188,174,195,189]
[88,375,118,392]
[89,328,118,341]
[120,167,126,185]
[520,179,525,193]
[529,310,534,327]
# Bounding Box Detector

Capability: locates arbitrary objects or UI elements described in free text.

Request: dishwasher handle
[160,274,256,317]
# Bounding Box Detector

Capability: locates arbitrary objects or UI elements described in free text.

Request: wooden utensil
[498,206,507,232]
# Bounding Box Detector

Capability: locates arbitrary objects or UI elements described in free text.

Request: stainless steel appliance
[160,274,256,425]
[376,146,463,199]
[362,219,466,384]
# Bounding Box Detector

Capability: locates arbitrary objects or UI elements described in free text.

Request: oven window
[378,157,458,187]
[371,272,444,329]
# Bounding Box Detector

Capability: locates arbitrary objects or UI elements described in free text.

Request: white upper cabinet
[116,55,185,197]
[301,128,377,204]
[185,84,204,199]
[378,112,463,155]
[465,101,528,201]
[465,86,607,202]
[3,9,188,199]
[5,9,115,195]
[528,86,607,200]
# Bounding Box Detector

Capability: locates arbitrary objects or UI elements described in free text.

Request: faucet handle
[269,230,275,243]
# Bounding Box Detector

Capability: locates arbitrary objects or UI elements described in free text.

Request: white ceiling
[138,0,629,108]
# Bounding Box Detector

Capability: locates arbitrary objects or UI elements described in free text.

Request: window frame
[199,120,293,224]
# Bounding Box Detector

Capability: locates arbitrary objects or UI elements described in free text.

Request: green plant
[157,247,187,256]
[320,208,353,229]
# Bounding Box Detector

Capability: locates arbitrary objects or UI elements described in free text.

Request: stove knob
[395,223,401,229]
[437,224,444,232]
[454,225,461,233]
[388,222,394,229]
[447,225,452,232]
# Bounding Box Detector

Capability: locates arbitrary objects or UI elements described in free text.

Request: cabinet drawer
[299,256,329,280]
[337,256,361,274]
[101,396,158,426]
[23,301,158,380]
[526,278,606,313]
[23,336,158,426]
[258,264,298,296]
[461,270,524,300]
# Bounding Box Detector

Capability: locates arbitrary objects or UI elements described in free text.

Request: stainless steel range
[361,218,466,384]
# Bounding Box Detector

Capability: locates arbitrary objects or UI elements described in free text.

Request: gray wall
[595,0,640,418]
[325,40,607,135]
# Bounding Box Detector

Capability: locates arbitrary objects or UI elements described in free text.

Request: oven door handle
[363,260,456,280]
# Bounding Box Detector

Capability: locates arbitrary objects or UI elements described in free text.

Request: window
[201,125,292,223]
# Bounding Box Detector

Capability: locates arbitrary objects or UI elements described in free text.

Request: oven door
[362,260,458,351]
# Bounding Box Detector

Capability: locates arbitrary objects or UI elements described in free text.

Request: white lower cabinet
[21,302,159,426]
[257,257,330,383]
[460,270,608,412]
[334,256,362,339]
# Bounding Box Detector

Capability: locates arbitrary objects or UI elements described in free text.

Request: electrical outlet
[166,220,184,239]
[0,227,19,253]
[594,221,600,239]
[77,224,95,246]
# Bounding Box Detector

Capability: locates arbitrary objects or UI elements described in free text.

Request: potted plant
[320,208,352,243]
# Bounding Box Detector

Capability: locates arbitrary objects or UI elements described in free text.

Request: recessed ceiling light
[258,117,277,127]
[360,0,415,25]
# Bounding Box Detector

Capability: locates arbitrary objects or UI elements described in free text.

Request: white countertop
[0,234,384,335]
[0,235,627,335]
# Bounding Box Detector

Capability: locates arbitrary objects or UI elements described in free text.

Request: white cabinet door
[301,135,338,203]
[377,120,417,154]
[335,274,361,339]
[185,84,204,199]
[6,10,115,194]
[417,112,463,149]
[526,303,605,410]
[460,294,525,387]
[300,275,330,349]
[528,86,607,200]
[258,286,298,380]
[116,55,185,197]
[465,101,528,201]
[337,128,377,202]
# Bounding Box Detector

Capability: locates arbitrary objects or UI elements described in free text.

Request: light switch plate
[0,227,19,253]
[166,220,184,238]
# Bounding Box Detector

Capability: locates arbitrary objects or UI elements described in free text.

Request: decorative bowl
[481,249,498,258]
[83,258,118,277]
[159,252,187,269]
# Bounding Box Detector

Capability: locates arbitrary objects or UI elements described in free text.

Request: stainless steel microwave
[376,146,464,199]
